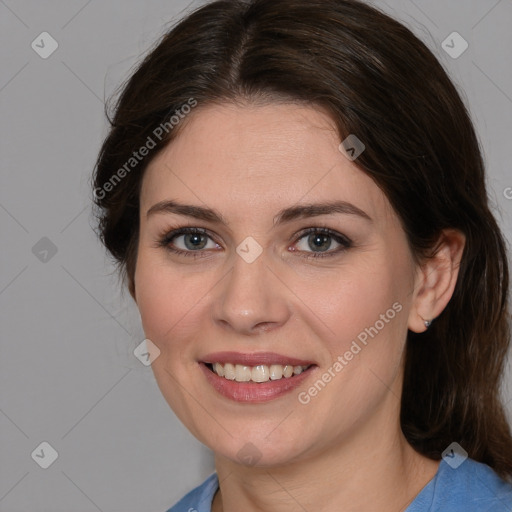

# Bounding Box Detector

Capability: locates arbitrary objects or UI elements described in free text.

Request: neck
[212,409,439,512]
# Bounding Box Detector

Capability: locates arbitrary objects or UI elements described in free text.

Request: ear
[408,229,466,333]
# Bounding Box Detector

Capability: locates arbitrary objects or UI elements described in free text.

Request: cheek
[134,254,206,351]
[298,262,403,353]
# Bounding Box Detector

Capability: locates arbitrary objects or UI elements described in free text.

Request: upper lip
[201,351,315,367]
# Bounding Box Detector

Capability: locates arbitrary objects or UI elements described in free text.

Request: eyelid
[293,226,351,245]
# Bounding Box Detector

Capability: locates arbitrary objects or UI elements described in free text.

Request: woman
[92,0,512,510]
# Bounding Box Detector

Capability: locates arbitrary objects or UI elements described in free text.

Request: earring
[423,318,432,329]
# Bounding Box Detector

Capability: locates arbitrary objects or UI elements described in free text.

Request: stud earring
[423,318,432,329]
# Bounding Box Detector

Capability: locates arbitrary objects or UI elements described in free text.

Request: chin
[195,424,310,468]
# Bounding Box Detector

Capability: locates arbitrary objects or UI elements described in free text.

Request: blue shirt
[165,458,512,511]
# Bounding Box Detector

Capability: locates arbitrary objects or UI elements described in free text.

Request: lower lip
[199,363,316,403]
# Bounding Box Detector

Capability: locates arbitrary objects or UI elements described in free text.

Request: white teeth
[269,364,283,380]
[252,365,270,382]
[283,365,293,378]
[224,363,236,380]
[209,362,309,382]
[214,362,224,377]
[235,365,252,382]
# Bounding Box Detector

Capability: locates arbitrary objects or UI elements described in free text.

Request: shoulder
[407,458,512,512]
[165,473,219,512]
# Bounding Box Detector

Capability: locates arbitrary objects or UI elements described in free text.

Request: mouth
[199,352,317,403]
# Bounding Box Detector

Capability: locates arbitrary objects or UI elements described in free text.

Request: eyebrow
[146,199,372,226]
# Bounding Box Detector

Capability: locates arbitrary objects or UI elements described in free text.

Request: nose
[212,250,291,336]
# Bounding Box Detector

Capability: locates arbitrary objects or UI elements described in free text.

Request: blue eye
[158,227,219,258]
[157,226,352,259]
[292,227,352,258]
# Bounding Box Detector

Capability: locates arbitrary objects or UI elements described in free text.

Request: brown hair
[92,0,512,480]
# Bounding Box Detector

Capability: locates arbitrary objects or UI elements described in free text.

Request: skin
[133,101,465,512]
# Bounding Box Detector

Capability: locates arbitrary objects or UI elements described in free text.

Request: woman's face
[134,102,421,466]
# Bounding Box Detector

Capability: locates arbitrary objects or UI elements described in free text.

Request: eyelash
[156,226,353,260]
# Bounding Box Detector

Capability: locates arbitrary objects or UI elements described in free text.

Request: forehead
[140,102,394,224]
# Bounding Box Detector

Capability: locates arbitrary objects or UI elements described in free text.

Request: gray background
[1,0,511,511]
